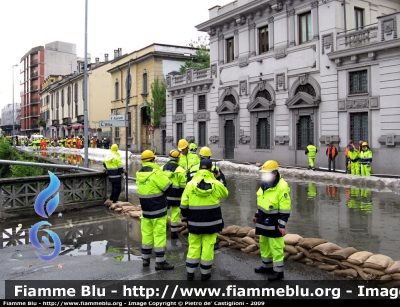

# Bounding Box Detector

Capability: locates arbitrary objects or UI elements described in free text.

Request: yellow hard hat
[141,150,156,161]
[111,144,119,151]
[178,139,189,150]
[199,146,212,157]
[362,142,368,146]
[259,160,279,172]
[169,149,181,159]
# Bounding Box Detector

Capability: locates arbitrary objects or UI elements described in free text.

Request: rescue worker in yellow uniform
[136,150,174,271]
[177,139,200,171]
[181,158,229,281]
[347,144,360,176]
[253,160,291,282]
[104,144,125,203]
[359,142,373,176]
[187,146,226,186]
[307,182,316,200]
[305,142,317,171]
[189,143,198,154]
[162,149,187,240]
[360,189,373,214]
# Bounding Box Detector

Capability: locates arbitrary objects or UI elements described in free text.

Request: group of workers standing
[305,140,373,176]
[104,138,291,282]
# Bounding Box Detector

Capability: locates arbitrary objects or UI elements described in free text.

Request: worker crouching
[181,159,229,282]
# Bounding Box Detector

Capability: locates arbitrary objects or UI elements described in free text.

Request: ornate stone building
[165,0,400,174]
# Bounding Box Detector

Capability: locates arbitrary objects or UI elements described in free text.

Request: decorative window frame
[247,81,276,149]
[347,66,370,98]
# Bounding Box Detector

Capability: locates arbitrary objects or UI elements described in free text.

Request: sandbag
[283,234,303,245]
[362,254,393,270]
[333,268,358,279]
[297,238,328,249]
[228,243,246,249]
[217,234,236,246]
[284,251,290,260]
[295,246,311,258]
[390,273,400,281]
[342,261,373,280]
[346,251,374,265]
[327,247,358,260]
[236,227,253,237]
[362,267,385,276]
[385,261,400,274]
[178,221,187,227]
[288,252,304,261]
[109,203,117,210]
[298,257,313,264]
[241,244,258,253]
[118,202,133,207]
[284,245,298,255]
[379,275,392,281]
[247,229,256,238]
[219,241,229,247]
[318,264,339,271]
[310,242,342,255]
[241,236,257,246]
[129,211,142,218]
[178,226,186,232]
[220,225,241,235]
[104,199,113,206]
[181,229,189,235]
[114,208,123,212]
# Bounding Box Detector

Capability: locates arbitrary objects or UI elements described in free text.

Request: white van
[30,135,44,141]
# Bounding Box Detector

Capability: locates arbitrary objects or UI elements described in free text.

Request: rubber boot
[254,266,274,274]
[268,271,284,282]
[155,261,174,270]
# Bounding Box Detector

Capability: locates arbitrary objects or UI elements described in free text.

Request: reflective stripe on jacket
[255,174,291,238]
[359,148,373,164]
[162,161,187,207]
[104,150,124,182]
[181,169,228,234]
[178,152,200,170]
[136,162,171,219]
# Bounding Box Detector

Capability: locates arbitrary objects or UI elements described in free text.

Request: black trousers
[328,158,336,171]
[110,180,122,203]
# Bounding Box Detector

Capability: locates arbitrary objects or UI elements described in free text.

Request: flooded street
[2,148,400,263]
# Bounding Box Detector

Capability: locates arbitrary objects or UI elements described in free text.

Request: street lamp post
[12,64,18,146]
[83,0,89,168]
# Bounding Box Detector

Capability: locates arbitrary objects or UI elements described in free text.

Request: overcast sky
[0,0,229,113]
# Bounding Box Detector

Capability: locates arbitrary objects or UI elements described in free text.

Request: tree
[179,36,210,74]
[145,77,166,128]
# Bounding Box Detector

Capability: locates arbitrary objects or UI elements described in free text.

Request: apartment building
[165,0,400,174]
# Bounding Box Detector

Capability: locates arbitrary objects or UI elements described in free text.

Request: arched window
[295,83,316,98]
[255,90,272,101]
[224,94,236,104]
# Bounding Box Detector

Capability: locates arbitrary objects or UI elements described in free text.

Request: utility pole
[125,62,132,201]
[12,64,18,146]
[83,0,89,168]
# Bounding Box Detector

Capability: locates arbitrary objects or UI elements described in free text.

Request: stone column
[311,1,319,40]
[234,29,239,59]
[249,23,256,56]
[288,9,296,47]
[218,33,224,64]
[268,17,274,50]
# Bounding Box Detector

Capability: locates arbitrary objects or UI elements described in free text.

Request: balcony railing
[30,98,40,104]
[77,115,84,124]
[30,60,38,66]
[29,86,38,92]
[193,68,211,81]
[52,119,60,126]
[168,68,212,88]
[30,72,38,79]
[27,112,39,117]
[62,117,72,125]
[336,24,379,51]
[31,123,38,129]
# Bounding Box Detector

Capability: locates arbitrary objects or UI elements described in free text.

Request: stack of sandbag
[103,199,142,218]
[282,233,400,282]
[217,225,260,255]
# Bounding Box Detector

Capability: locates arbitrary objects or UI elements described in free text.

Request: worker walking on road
[359,142,373,176]
[253,160,291,282]
[136,150,174,270]
[177,139,200,171]
[162,149,187,239]
[181,159,229,281]
[305,142,317,171]
[103,144,125,203]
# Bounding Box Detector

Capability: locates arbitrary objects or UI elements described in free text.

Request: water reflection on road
[3,149,400,262]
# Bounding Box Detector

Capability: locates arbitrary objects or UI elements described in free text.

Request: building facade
[107,44,197,153]
[39,55,112,139]
[20,41,78,135]
[165,0,400,174]
[0,103,21,136]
